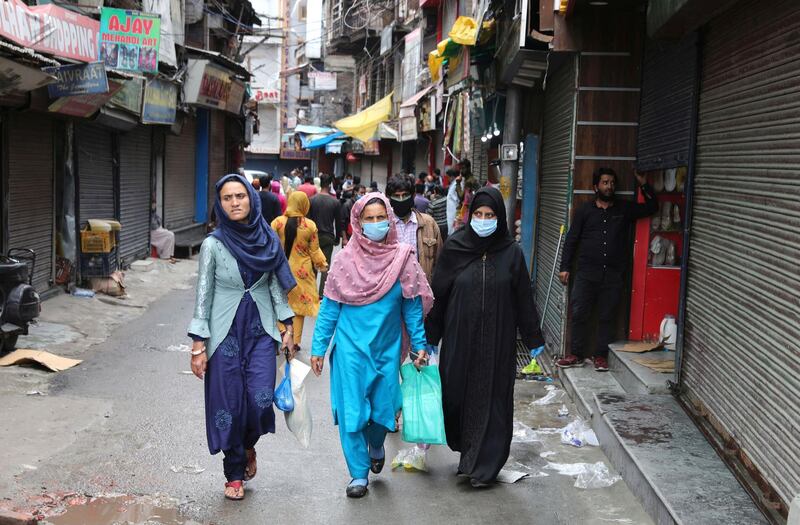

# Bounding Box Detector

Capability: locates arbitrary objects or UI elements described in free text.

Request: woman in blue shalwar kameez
[188,173,296,500]
[311,193,434,498]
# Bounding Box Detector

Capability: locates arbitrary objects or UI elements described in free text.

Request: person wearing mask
[258,175,282,224]
[425,187,545,488]
[271,192,329,353]
[298,173,318,198]
[309,174,343,295]
[414,179,430,214]
[342,173,354,192]
[310,193,433,498]
[188,173,296,501]
[427,185,448,241]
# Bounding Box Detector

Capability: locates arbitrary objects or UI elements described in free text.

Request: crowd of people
[187,161,546,501]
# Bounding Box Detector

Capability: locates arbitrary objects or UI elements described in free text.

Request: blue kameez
[312,281,426,479]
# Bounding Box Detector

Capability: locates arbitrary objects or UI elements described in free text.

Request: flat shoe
[470,478,491,488]
[370,447,385,474]
[346,483,368,498]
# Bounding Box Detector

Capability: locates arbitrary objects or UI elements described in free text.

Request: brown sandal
[224,480,245,500]
[244,448,257,481]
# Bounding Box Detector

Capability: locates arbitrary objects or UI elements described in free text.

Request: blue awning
[325,139,347,154]
[305,131,346,149]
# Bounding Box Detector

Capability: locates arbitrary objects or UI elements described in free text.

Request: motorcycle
[0,249,41,354]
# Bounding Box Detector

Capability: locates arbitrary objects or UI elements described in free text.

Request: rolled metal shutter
[77,124,115,225]
[7,113,54,292]
[164,117,196,229]
[209,111,226,207]
[119,127,152,266]
[534,57,576,355]
[636,33,698,171]
[683,0,800,506]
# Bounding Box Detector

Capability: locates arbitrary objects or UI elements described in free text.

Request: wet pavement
[0,280,653,524]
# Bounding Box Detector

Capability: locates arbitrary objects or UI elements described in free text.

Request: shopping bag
[274,359,294,412]
[400,362,447,445]
[284,358,313,448]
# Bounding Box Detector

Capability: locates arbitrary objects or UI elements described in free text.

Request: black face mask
[390,196,414,218]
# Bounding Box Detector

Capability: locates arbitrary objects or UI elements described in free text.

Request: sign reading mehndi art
[99,8,160,73]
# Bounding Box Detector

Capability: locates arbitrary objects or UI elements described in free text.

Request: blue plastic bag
[274,360,294,412]
[400,362,447,445]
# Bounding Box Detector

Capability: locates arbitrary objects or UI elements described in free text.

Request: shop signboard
[141,78,177,124]
[43,62,108,98]
[363,140,380,156]
[108,78,143,115]
[0,0,99,62]
[309,71,336,91]
[280,133,310,159]
[185,59,242,113]
[0,56,56,95]
[99,8,161,73]
[225,79,246,114]
[48,80,123,118]
[253,88,280,104]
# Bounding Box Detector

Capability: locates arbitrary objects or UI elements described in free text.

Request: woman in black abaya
[425,187,544,488]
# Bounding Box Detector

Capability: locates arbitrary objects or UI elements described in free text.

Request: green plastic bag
[400,363,447,445]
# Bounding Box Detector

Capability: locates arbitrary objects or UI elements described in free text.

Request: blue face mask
[362,220,390,241]
[355,194,363,201]
[471,218,498,238]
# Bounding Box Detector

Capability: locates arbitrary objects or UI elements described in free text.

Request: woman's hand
[413,349,429,369]
[280,329,294,358]
[311,356,324,376]
[190,341,207,379]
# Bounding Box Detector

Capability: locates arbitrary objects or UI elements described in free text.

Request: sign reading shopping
[99,8,160,73]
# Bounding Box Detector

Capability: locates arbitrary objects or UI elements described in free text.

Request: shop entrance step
[608,342,676,395]
[559,362,625,423]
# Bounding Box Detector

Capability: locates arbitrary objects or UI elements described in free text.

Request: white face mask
[471,218,498,237]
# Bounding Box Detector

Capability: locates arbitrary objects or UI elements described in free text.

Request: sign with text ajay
[43,62,108,98]
[0,0,99,62]
[99,8,161,73]
[141,78,177,124]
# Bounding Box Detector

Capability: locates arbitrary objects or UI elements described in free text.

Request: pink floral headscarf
[324,192,433,314]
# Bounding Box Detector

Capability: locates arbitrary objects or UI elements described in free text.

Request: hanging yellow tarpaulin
[428,50,444,82]
[334,92,393,142]
[449,16,478,46]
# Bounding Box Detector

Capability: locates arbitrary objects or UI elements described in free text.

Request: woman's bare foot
[224,480,244,500]
[244,448,257,481]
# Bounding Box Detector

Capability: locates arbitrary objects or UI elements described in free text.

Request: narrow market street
[0,261,651,525]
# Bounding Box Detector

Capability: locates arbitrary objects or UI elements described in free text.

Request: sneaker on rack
[594,356,610,372]
[556,355,585,368]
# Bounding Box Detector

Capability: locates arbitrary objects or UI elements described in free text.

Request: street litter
[558,404,569,417]
[561,418,599,447]
[532,388,566,405]
[545,384,557,391]
[540,451,556,458]
[89,271,126,297]
[392,446,427,472]
[179,371,194,375]
[545,461,621,489]
[26,390,47,396]
[512,421,541,443]
[170,464,205,474]
[497,469,529,483]
[166,344,191,353]
[71,288,95,298]
[0,349,82,372]
[21,464,38,470]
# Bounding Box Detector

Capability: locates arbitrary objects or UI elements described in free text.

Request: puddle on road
[44,495,201,525]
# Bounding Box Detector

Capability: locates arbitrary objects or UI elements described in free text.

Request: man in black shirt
[258,174,282,224]
[556,167,658,372]
[309,173,343,295]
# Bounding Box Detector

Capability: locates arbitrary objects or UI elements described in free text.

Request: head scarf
[285,191,310,217]
[324,192,433,313]
[270,180,281,194]
[210,173,296,291]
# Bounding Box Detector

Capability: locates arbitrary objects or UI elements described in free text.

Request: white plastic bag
[283,359,313,448]
[391,445,427,472]
[560,418,599,448]
[532,388,566,406]
[574,461,621,489]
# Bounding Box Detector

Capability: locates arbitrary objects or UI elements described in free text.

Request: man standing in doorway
[556,168,658,372]
[309,173,342,295]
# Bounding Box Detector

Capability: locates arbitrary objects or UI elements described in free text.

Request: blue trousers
[339,422,388,479]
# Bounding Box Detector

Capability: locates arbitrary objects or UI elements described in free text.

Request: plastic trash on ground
[532,388,566,406]
[558,404,570,417]
[512,421,541,443]
[560,418,599,447]
[391,445,428,472]
[574,461,622,489]
[283,358,313,448]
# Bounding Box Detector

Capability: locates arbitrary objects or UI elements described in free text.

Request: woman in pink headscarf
[310,192,433,499]
[270,180,287,214]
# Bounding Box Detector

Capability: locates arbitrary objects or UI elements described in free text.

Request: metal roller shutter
[636,33,698,171]
[7,113,54,292]
[534,57,577,355]
[209,111,226,206]
[119,127,152,266]
[683,0,800,506]
[164,117,196,229]
[77,124,116,225]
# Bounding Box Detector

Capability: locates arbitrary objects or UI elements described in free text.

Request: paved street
[1,271,652,524]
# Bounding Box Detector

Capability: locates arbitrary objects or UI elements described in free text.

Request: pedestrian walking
[271,191,328,354]
[556,168,657,371]
[413,178,430,214]
[340,184,366,247]
[298,173,318,198]
[445,168,463,234]
[258,175,282,224]
[308,173,343,295]
[427,185,449,241]
[310,193,433,498]
[270,179,287,214]
[425,187,545,488]
[188,173,296,501]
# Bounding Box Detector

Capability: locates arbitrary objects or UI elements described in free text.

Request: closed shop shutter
[683,0,800,506]
[533,57,576,355]
[119,127,152,266]
[77,124,115,225]
[164,117,196,229]
[7,113,54,292]
[636,33,698,171]
[209,111,226,207]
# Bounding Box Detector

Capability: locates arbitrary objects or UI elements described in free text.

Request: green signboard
[99,8,160,73]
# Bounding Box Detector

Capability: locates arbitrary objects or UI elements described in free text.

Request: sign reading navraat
[99,8,160,73]
[43,62,108,98]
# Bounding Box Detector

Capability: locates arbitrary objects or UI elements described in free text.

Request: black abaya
[425,187,544,483]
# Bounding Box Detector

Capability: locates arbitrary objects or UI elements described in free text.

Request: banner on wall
[309,71,336,91]
[184,59,244,114]
[108,79,144,115]
[0,0,100,62]
[43,62,108,98]
[141,78,177,124]
[48,80,123,118]
[99,8,161,73]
